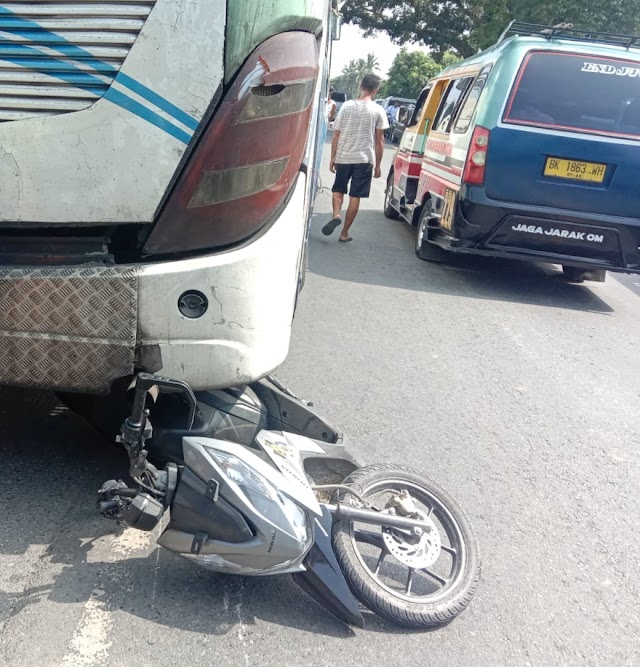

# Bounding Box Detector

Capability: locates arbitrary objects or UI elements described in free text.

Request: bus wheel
[384,175,400,220]
[416,208,449,262]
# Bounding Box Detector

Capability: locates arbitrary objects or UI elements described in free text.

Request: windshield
[332,92,347,103]
[504,51,640,139]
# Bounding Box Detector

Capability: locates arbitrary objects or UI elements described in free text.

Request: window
[454,66,492,134]
[432,77,473,134]
[504,52,640,138]
[409,86,431,127]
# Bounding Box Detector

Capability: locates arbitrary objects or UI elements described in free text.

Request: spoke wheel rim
[347,479,467,604]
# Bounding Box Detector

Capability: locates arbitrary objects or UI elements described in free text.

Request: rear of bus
[0,1,333,395]
[458,38,640,276]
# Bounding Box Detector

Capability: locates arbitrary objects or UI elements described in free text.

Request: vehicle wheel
[384,175,400,220]
[331,464,481,629]
[562,265,606,283]
[415,207,449,262]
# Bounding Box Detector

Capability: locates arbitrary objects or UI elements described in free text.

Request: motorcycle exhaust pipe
[324,504,433,532]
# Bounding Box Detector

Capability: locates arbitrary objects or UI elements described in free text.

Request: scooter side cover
[183,435,322,516]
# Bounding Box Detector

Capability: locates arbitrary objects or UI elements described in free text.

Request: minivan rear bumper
[435,187,640,273]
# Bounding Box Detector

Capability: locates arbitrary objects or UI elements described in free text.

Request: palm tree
[341,53,380,98]
[364,53,379,73]
[341,60,362,99]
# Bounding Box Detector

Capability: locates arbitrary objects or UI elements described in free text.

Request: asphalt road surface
[1,141,639,667]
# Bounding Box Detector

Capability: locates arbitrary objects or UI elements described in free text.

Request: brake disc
[382,513,442,569]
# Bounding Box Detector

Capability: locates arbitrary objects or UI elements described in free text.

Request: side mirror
[331,13,342,41]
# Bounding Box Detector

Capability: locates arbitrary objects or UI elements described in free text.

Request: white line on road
[59,527,156,667]
[61,589,112,667]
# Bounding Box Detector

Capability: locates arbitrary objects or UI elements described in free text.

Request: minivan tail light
[144,32,319,256]
[463,127,490,186]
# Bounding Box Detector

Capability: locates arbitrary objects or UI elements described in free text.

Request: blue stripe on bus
[0,42,191,144]
[0,6,200,132]
[103,88,192,144]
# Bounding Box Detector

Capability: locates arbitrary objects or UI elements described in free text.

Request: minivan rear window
[504,51,640,139]
[331,92,347,103]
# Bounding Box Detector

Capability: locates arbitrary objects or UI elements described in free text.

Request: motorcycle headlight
[210,451,310,547]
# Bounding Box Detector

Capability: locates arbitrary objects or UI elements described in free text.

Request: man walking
[322,73,388,243]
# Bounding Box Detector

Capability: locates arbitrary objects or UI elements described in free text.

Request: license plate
[440,188,456,231]
[544,157,607,183]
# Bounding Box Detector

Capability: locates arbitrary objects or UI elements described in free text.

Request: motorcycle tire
[331,464,480,629]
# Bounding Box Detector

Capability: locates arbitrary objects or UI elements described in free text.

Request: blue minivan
[386,22,640,282]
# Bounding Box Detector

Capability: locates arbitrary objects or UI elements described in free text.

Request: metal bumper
[0,266,137,393]
[0,176,308,394]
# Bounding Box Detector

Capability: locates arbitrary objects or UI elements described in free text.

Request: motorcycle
[98,373,480,629]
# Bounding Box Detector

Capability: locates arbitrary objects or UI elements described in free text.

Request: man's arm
[374,129,384,178]
[330,130,340,173]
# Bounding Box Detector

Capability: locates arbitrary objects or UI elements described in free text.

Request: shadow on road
[0,391,356,639]
[308,212,614,315]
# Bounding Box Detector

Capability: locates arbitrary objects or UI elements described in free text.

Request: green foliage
[340,0,640,58]
[385,49,461,98]
[331,52,381,99]
[340,1,480,59]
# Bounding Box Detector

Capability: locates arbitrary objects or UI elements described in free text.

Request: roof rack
[497,20,640,49]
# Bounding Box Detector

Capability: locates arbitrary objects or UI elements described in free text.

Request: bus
[0,1,339,409]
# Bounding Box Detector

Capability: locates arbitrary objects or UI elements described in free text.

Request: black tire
[332,464,480,629]
[384,174,400,220]
[562,265,606,283]
[415,206,449,262]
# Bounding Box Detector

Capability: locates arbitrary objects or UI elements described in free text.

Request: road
[1,140,639,667]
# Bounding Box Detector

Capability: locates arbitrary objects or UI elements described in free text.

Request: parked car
[385,21,640,282]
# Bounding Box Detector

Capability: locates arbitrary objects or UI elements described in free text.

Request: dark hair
[361,73,381,93]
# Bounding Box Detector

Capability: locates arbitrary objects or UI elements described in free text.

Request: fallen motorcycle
[98,373,480,628]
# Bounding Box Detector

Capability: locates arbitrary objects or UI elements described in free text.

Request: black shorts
[332,163,373,198]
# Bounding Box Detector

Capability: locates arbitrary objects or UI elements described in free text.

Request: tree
[385,49,460,98]
[471,0,640,50]
[331,52,381,99]
[340,0,640,60]
[340,1,480,60]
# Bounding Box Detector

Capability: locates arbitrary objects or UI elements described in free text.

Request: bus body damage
[0,0,331,394]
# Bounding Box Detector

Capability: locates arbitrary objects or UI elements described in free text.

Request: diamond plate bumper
[0,175,308,394]
[0,266,138,393]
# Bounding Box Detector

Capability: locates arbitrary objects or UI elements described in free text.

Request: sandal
[322,217,342,236]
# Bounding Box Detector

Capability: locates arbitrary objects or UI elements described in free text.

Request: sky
[330,24,430,78]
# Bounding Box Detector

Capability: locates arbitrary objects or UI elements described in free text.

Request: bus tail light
[143,32,319,256]
[463,127,490,186]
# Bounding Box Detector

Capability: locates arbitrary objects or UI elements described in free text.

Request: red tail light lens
[463,126,490,186]
[144,32,319,256]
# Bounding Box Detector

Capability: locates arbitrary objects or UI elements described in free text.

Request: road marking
[61,589,112,667]
[60,527,156,666]
[234,581,250,666]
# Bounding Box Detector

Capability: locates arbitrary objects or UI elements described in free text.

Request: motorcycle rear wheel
[331,464,480,629]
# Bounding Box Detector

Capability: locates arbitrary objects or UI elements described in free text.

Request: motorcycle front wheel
[331,464,480,629]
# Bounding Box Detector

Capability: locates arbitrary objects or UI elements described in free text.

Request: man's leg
[332,192,344,218]
[323,165,350,236]
[339,163,372,240]
[340,197,361,240]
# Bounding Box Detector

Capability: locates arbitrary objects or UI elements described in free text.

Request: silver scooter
[98,373,480,629]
